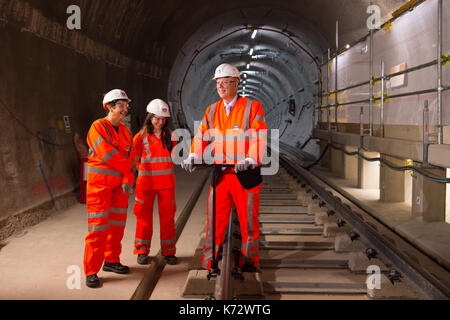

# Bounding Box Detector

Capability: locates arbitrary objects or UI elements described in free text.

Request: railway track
[258,173,370,300]
[133,151,450,301]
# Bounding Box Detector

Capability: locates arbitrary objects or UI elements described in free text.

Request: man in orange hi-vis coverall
[84,89,135,288]
[131,99,178,266]
[181,63,268,272]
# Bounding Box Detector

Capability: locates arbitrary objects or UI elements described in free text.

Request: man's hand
[181,155,196,173]
[234,158,258,173]
[122,184,132,194]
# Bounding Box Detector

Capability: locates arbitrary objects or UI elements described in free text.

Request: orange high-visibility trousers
[83,183,129,276]
[201,172,261,270]
[133,189,176,257]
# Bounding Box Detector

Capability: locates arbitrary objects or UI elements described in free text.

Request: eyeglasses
[113,101,130,109]
[152,116,166,122]
[216,80,237,87]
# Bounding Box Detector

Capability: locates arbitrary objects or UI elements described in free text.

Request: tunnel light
[345,44,350,49]
[246,64,250,69]
[249,48,254,55]
[244,74,247,78]
[251,30,258,39]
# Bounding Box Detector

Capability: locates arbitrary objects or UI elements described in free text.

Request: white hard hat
[103,89,131,110]
[147,99,171,117]
[213,63,240,80]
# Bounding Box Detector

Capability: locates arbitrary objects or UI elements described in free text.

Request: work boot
[102,261,130,274]
[86,274,100,288]
[137,254,149,265]
[165,255,178,265]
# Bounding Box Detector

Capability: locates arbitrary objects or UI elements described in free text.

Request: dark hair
[141,113,174,152]
[106,99,128,115]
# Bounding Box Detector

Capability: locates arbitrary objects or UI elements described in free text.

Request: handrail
[320,58,444,97]
[318,86,450,109]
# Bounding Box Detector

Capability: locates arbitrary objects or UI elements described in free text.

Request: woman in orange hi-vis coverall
[182,64,268,272]
[84,89,135,288]
[131,99,178,266]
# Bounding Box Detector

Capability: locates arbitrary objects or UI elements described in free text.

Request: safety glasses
[216,80,237,87]
[152,115,166,122]
[113,100,131,109]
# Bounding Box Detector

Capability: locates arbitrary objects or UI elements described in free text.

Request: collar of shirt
[223,95,238,116]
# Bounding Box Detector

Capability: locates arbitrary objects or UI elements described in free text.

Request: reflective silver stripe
[109,220,126,227]
[202,255,211,269]
[162,248,176,253]
[92,136,104,153]
[204,241,220,253]
[246,192,254,257]
[139,169,174,176]
[202,245,220,269]
[135,238,151,245]
[88,224,109,232]
[142,134,152,161]
[136,246,149,251]
[199,120,208,126]
[161,238,176,246]
[135,197,144,204]
[87,166,122,177]
[243,99,253,131]
[99,120,112,144]
[87,211,109,219]
[227,135,249,142]
[251,132,268,139]
[141,157,172,164]
[213,135,250,142]
[125,126,132,138]
[206,188,214,248]
[110,207,127,214]
[253,115,266,122]
[102,148,118,163]
[208,104,215,129]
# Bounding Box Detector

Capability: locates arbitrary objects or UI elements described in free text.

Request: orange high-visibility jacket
[86,118,134,187]
[190,97,267,165]
[132,130,176,190]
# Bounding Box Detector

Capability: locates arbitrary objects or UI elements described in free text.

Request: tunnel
[0,0,450,302]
